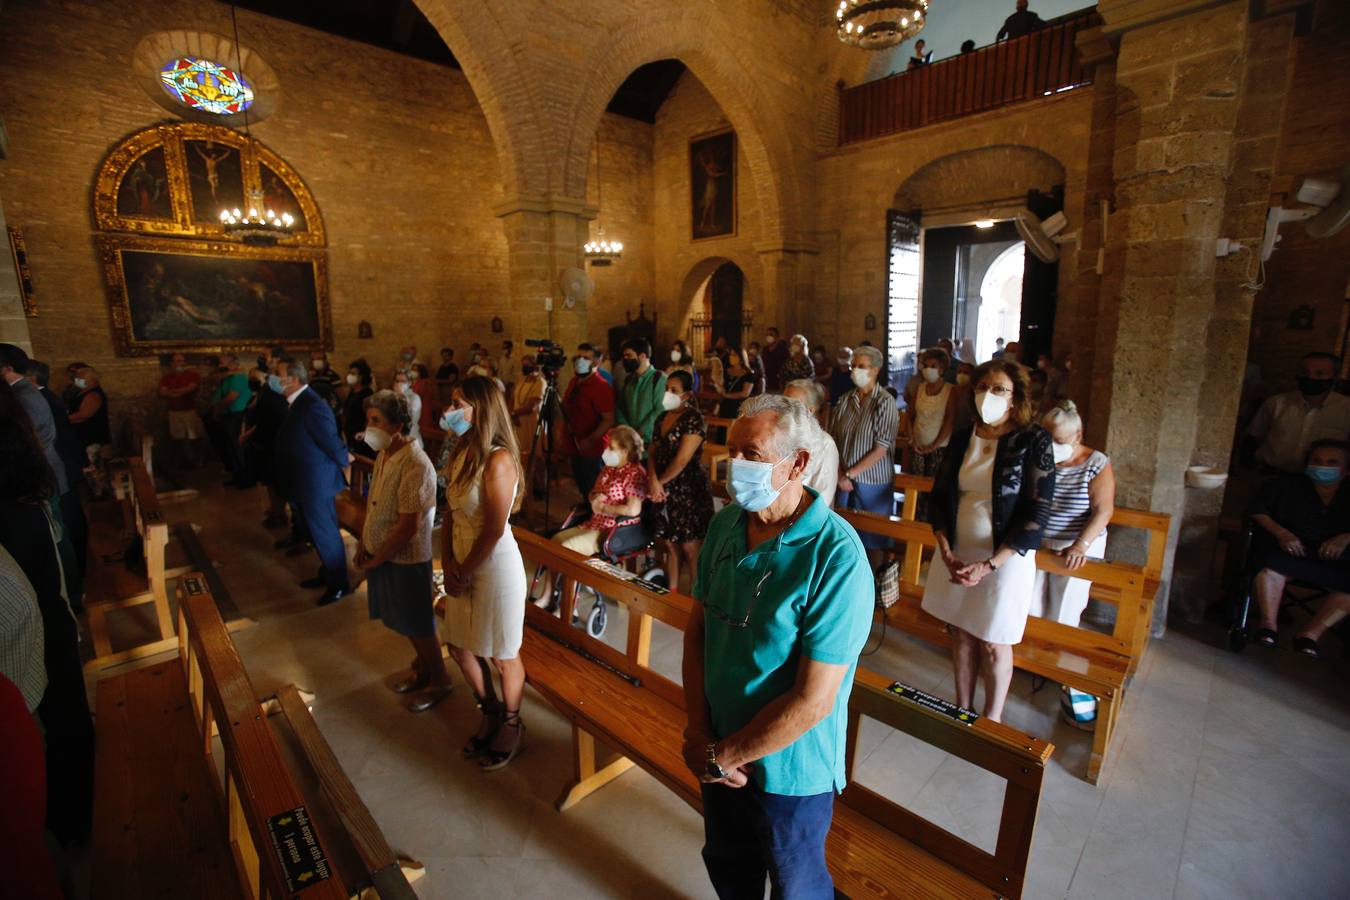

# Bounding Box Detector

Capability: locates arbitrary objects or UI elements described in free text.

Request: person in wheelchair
[1248,439,1350,656]
[532,425,649,607]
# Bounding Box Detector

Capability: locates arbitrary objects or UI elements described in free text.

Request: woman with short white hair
[781,334,816,385]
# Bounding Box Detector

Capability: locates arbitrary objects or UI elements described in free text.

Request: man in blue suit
[272,355,350,606]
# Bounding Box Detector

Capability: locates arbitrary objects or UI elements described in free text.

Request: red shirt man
[563,344,615,497]
[159,354,200,411]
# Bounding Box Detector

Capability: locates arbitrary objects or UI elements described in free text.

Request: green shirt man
[616,340,668,448]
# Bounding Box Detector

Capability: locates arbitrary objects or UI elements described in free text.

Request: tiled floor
[91,470,1350,899]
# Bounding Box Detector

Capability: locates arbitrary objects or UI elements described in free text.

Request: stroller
[531,502,667,638]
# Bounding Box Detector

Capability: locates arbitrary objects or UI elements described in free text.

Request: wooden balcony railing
[838,7,1102,145]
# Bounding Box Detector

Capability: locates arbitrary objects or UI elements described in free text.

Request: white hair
[784,378,824,414]
[852,345,883,369]
[738,393,817,457]
[1041,398,1082,434]
[790,333,808,350]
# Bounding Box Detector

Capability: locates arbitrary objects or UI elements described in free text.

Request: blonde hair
[446,375,523,512]
[76,365,101,386]
[605,424,644,462]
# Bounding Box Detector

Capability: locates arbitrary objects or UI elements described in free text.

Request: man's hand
[1319,533,1350,560]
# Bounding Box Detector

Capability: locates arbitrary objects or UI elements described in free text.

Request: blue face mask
[1306,465,1342,485]
[267,374,284,394]
[440,408,471,436]
[727,456,789,512]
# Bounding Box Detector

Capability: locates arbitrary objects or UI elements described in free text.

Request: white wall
[859,0,1089,80]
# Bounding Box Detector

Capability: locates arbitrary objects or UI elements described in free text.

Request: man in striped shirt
[830,344,901,569]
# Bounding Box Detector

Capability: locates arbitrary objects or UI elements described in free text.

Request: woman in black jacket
[920,359,1055,721]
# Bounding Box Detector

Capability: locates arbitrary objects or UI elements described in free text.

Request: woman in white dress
[440,375,528,769]
[904,347,957,478]
[920,359,1055,722]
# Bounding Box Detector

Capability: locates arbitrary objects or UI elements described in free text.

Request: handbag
[875,558,900,609]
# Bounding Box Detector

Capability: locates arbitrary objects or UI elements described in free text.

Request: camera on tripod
[524,338,567,377]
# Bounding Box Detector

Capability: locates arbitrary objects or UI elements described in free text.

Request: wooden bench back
[176,574,347,900]
[836,506,1149,660]
[350,455,375,499]
[515,528,692,711]
[845,668,1051,899]
[519,529,1053,896]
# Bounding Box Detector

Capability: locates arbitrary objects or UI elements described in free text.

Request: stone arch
[893,145,1066,215]
[557,17,802,244]
[412,0,550,199]
[676,254,760,354]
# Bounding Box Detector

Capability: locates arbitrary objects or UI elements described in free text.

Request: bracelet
[987,557,1000,570]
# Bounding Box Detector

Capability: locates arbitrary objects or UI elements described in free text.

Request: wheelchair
[530,502,667,638]
[1228,518,1340,653]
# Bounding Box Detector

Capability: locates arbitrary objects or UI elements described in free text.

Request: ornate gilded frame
[93,122,325,246]
[7,226,37,317]
[98,234,330,357]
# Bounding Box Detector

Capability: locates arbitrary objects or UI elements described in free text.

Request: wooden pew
[514,530,1053,898]
[836,504,1152,784]
[337,455,376,538]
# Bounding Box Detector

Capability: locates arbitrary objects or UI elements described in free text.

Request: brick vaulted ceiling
[227,0,686,122]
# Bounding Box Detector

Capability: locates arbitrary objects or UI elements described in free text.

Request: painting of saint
[690,131,736,240]
[119,248,322,343]
[116,147,173,219]
[184,140,244,222]
[260,164,307,230]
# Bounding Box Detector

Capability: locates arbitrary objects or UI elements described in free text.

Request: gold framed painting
[7,226,36,317]
[690,129,736,241]
[99,234,330,356]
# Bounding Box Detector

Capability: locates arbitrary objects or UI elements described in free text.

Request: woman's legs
[950,628,980,711]
[1254,567,1288,631]
[678,539,703,594]
[483,656,527,766]
[409,635,450,687]
[1297,592,1350,642]
[448,645,495,701]
[978,641,1014,722]
[661,538,680,594]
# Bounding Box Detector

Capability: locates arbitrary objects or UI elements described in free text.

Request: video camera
[524,338,568,378]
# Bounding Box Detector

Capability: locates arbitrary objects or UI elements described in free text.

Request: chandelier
[583,135,623,266]
[836,0,929,50]
[217,2,294,246]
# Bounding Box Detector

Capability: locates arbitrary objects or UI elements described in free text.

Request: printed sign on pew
[266,805,332,894]
[887,681,980,726]
[584,557,670,594]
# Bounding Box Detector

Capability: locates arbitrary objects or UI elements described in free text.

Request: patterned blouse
[927,424,1056,554]
[781,354,816,385]
[586,462,648,531]
[362,441,437,564]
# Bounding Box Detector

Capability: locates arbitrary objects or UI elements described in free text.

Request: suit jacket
[39,386,87,490]
[274,387,347,502]
[10,378,67,496]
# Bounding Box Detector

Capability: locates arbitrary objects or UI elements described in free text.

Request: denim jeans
[701,781,836,900]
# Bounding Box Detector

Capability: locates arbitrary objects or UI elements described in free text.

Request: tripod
[526,373,565,531]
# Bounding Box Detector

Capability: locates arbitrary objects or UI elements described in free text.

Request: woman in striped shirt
[1029,400,1115,626]
[831,344,901,569]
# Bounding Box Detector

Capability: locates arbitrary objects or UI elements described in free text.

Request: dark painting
[121,249,321,342]
[184,140,244,223]
[116,147,173,220]
[690,131,736,240]
[261,163,307,230]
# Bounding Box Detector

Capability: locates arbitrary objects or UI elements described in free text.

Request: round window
[159,56,255,116]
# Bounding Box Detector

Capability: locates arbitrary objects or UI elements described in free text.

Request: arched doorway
[705,262,745,350]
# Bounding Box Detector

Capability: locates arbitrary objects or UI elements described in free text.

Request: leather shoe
[316,589,346,607]
[300,575,326,589]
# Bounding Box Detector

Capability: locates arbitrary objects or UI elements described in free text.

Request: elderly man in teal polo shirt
[682,393,874,899]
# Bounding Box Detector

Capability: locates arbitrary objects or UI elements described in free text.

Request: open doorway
[918,220,1025,368]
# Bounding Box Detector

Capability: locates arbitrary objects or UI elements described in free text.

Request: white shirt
[803,421,841,509]
[497,353,520,385]
[284,384,309,406]
[1247,390,1350,473]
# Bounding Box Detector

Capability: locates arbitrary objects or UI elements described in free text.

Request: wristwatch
[705,742,728,780]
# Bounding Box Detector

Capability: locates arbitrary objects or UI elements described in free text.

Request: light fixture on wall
[217,2,293,246]
[583,135,623,266]
[836,0,929,50]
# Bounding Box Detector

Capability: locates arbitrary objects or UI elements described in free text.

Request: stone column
[754,241,817,335]
[493,194,596,355]
[1091,0,1274,631]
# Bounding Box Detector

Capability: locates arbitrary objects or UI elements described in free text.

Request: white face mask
[669,350,682,363]
[397,382,411,395]
[346,373,358,385]
[662,391,683,412]
[851,367,873,388]
[363,428,391,453]
[921,367,940,383]
[601,448,623,468]
[574,358,593,375]
[975,389,1010,425]
[75,377,88,390]
[312,359,326,371]
[1052,441,1075,464]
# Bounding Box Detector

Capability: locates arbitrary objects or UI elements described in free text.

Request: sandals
[479,711,526,771]
[407,684,453,713]
[1254,628,1278,647]
[462,698,503,758]
[1293,636,1322,658]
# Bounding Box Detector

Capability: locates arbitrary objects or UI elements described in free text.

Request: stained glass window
[159,57,254,116]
